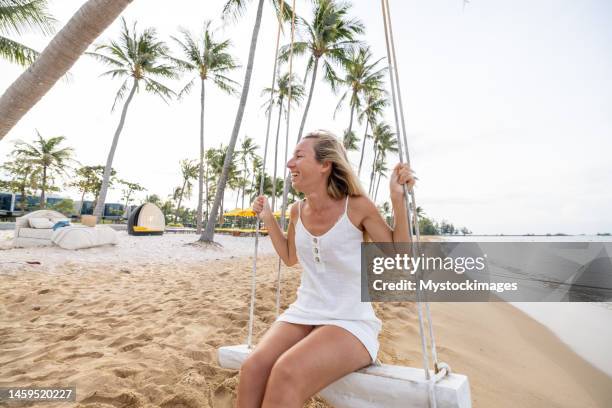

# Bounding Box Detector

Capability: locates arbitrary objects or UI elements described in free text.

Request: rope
[247,0,286,349]
[383,0,441,372]
[381,0,451,406]
[275,0,298,317]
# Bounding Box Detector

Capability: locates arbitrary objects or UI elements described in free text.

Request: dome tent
[128,203,165,236]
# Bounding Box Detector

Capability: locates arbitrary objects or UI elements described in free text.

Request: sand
[1,233,611,408]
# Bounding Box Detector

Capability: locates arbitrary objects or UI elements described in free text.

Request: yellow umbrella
[238,208,256,217]
[273,210,292,219]
[223,208,244,217]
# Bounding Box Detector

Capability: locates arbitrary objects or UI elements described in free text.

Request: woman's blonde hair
[303,130,367,199]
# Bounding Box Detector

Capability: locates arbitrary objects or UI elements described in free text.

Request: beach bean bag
[51,225,118,250]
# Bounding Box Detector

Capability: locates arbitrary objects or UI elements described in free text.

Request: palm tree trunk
[296,57,319,144]
[40,166,47,209]
[175,178,187,222]
[78,190,85,215]
[196,79,206,234]
[93,78,137,218]
[0,0,134,140]
[20,187,26,212]
[368,149,378,196]
[357,121,369,176]
[241,161,248,208]
[347,103,355,136]
[205,161,209,223]
[374,171,382,201]
[199,0,265,242]
[271,101,283,212]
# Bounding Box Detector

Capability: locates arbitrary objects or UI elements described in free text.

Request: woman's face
[286,138,329,192]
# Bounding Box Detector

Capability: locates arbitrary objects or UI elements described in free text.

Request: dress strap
[298,199,302,220]
[344,195,349,215]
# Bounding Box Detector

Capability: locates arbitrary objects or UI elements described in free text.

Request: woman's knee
[239,351,275,381]
[264,355,306,402]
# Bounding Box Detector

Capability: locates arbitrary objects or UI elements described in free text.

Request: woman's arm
[253,196,298,266]
[360,163,415,244]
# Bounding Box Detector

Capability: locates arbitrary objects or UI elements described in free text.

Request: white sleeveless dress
[276,195,382,363]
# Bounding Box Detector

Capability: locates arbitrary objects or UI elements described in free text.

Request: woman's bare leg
[235,321,314,408]
[261,325,372,408]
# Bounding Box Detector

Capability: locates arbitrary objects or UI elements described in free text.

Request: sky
[1,0,611,235]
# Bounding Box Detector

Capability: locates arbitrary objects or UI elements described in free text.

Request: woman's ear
[321,160,332,174]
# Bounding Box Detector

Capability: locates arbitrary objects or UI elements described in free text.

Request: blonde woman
[237,130,415,408]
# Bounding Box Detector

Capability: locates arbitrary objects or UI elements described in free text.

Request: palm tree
[174,159,198,222]
[0,0,134,140]
[357,91,387,176]
[89,18,176,219]
[368,122,397,196]
[198,0,291,243]
[261,71,304,211]
[236,136,258,209]
[207,144,239,224]
[0,157,40,212]
[280,0,364,145]
[334,46,386,148]
[171,21,240,234]
[13,131,74,208]
[0,0,55,66]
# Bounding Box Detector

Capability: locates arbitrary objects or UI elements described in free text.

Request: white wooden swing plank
[218,344,471,408]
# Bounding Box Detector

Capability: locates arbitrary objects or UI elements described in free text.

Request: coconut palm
[368,122,397,196]
[171,21,240,234]
[0,0,55,66]
[279,0,364,145]
[198,0,291,243]
[357,91,387,176]
[174,159,198,222]
[261,71,304,211]
[207,144,239,224]
[334,46,386,148]
[13,131,74,208]
[236,136,258,209]
[0,0,134,140]
[89,18,177,218]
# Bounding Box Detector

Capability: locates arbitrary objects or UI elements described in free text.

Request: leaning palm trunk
[174,179,188,223]
[0,0,134,140]
[347,103,355,137]
[296,57,319,145]
[199,0,265,242]
[374,171,382,201]
[278,57,320,193]
[368,148,378,196]
[93,79,137,218]
[357,121,369,176]
[196,79,206,234]
[270,101,283,212]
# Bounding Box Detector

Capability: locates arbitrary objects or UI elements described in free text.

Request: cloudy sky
[1,0,610,235]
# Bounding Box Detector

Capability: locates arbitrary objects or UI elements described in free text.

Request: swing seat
[218,344,471,408]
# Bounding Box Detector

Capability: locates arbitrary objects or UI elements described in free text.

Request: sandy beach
[1,232,611,408]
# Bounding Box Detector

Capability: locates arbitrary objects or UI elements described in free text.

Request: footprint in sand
[61,351,104,361]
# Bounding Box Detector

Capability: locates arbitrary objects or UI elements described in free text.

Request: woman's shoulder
[349,194,377,214]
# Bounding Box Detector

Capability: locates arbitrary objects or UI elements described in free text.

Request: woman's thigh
[269,325,372,397]
[248,321,314,365]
